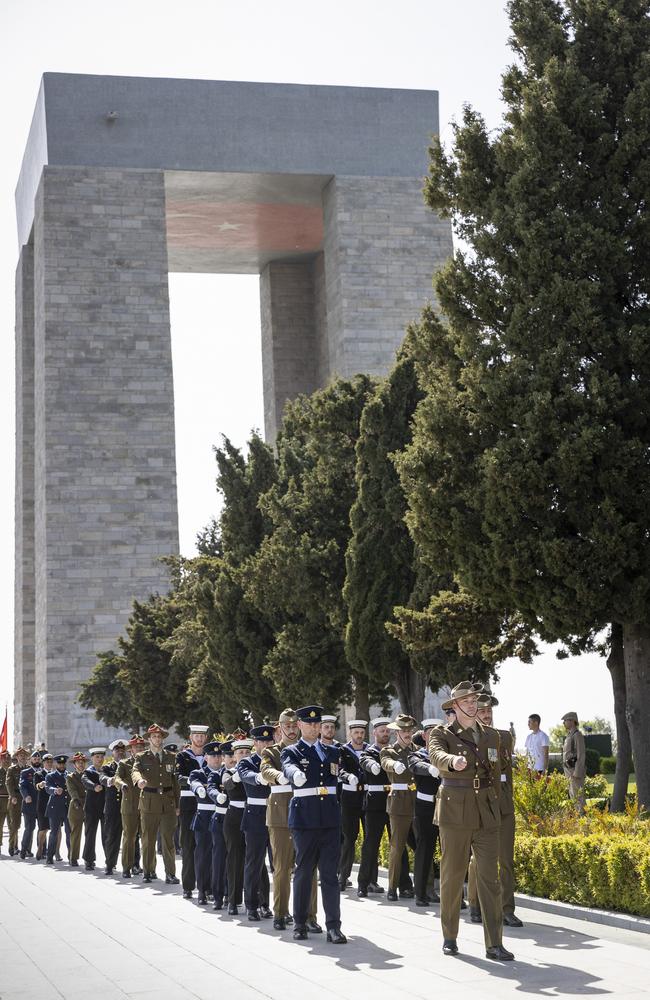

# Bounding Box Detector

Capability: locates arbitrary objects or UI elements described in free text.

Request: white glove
[256,772,268,785]
[428,764,440,778]
[277,773,290,785]
[216,792,227,804]
[292,770,307,787]
[394,761,406,775]
[232,771,241,783]
[369,761,381,776]
[197,785,206,798]
[347,774,359,787]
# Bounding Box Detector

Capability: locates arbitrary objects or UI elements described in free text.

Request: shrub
[584,774,608,798]
[585,747,601,777]
[600,756,617,774]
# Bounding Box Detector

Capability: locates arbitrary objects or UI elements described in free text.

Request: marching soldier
[237,726,274,921]
[0,750,10,853]
[7,747,28,856]
[114,735,144,878]
[338,720,368,892]
[189,740,221,905]
[81,747,106,870]
[358,718,392,896]
[207,738,231,910]
[19,749,44,858]
[176,725,209,899]
[468,694,523,927]
[222,737,250,915]
[261,711,320,932]
[380,715,417,900]
[429,680,514,961]
[35,752,54,860]
[65,752,87,866]
[100,739,127,875]
[409,723,443,905]
[319,715,339,747]
[44,755,70,863]
[132,724,180,884]
[281,705,347,944]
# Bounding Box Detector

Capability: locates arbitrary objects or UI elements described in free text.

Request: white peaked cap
[108,739,127,751]
[421,719,446,729]
[347,720,368,728]
[88,747,106,755]
[189,725,209,734]
[370,718,392,729]
[321,715,337,723]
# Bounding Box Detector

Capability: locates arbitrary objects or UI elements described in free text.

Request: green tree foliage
[78,650,148,733]
[246,377,381,712]
[397,0,650,808]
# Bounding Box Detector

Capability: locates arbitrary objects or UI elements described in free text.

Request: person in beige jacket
[562,711,586,815]
[380,714,418,900]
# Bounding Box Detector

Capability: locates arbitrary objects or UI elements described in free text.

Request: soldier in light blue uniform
[189,741,222,905]
[237,725,274,921]
[281,705,347,944]
[45,755,70,864]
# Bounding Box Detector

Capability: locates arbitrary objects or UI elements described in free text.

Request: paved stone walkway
[1,852,648,1000]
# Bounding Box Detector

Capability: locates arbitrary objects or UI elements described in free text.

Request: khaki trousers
[440,824,502,948]
[121,811,140,871]
[467,810,516,915]
[68,802,84,862]
[8,798,21,853]
[569,776,586,815]
[269,825,318,920]
[388,813,413,891]
[141,810,177,876]
[0,797,8,848]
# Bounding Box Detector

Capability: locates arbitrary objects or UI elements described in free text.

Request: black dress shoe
[26,850,34,858]
[442,939,458,955]
[46,858,54,865]
[357,887,368,898]
[165,874,180,885]
[503,913,524,927]
[326,928,347,944]
[227,903,238,915]
[122,870,131,879]
[429,889,440,902]
[55,854,62,862]
[19,851,27,860]
[273,917,286,930]
[143,873,152,883]
[367,883,384,893]
[486,945,515,961]
[213,898,223,910]
[198,894,208,905]
[306,920,322,933]
[132,865,143,875]
[284,914,293,925]
[69,860,79,867]
[415,897,429,907]
[386,889,398,901]
[248,909,261,921]
[260,906,273,919]
[293,927,308,940]
[183,890,192,899]
[399,888,414,899]
[470,906,483,923]
[460,896,468,909]
[84,861,93,870]
[338,882,347,893]
[105,867,113,875]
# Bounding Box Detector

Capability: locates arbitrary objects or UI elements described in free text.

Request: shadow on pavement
[455,954,611,994]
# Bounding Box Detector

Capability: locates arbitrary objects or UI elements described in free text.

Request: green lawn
[604,773,637,794]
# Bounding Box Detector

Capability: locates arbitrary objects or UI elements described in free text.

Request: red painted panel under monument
[165,201,323,253]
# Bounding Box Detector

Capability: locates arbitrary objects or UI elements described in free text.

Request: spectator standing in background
[524,715,549,775]
[562,712,586,815]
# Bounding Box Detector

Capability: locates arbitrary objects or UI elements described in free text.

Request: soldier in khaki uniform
[260,709,319,932]
[65,752,87,865]
[468,694,523,927]
[7,747,28,856]
[132,723,180,884]
[562,712,586,815]
[0,750,10,852]
[114,735,145,878]
[380,714,417,900]
[429,681,514,961]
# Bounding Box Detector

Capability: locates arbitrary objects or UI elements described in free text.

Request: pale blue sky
[0,0,614,744]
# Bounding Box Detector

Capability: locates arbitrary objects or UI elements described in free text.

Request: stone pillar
[260,260,320,442]
[320,175,452,380]
[31,166,179,752]
[14,244,36,747]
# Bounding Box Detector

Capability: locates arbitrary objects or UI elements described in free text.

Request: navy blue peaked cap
[295,705,324,723]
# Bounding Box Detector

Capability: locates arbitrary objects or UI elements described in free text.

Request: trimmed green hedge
[514,833,650,917]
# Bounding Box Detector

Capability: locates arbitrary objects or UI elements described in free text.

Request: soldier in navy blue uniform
[281,705,347,944]
[35,753,54,860]
[189,740,222,905]
[237,725,274,921]
[409,723,443,906]
[19,750,44,858]
[81,748,106,870]
[44,755,70,863]
[207,739,231,910]
[176,725,209,899]
[223,738,250,915]
[100,739,127,875]
[337,720,368,892]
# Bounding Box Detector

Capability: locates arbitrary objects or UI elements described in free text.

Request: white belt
[500,774,507,783]
[214,806,227,815]
[416,791,434,802]
[229,800,245,809]
[293,786,337,798]
[390,783,411,791]
[246,797,268,807]
[365,784,387,793]
[270,786,292,794]
[342,783,361,792]
[180,789,195,797]
[197,803,215,811]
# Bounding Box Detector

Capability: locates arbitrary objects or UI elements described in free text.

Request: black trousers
[180,808,196,892]
[102,806,122,870]
[224,809,245,906]
[292,826,341,930]
[413,812,438,899]
[82,812,104,864]
[338,800,364,885]
[243,826,270,911]
[46,816,71,862]
[358,810,411,889]
[193,827,213,895]
[20,812,37,854]
[211,815,228,903]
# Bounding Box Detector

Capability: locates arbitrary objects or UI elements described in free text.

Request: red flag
[0,709,7,753]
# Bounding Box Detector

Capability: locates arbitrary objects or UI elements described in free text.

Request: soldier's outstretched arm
[280,746,307,786]
[428,729,461,773]
[260,748,285,786]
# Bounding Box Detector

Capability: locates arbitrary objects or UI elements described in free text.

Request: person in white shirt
[524,714,549,773]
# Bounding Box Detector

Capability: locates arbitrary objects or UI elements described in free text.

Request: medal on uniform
[488,747,498,762]
[330,763,338,775]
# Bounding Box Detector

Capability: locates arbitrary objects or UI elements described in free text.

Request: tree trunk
[622,622,650,812]
[354,673,370,723]
[393,664,426,721]
[607,623,631,812]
